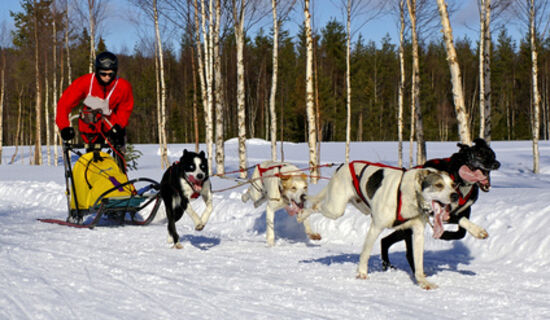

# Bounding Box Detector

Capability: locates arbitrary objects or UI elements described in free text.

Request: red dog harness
[349,161,408,225]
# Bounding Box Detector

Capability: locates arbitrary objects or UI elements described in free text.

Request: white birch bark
[214,0,225,175]
[406,0,426,165]
[201,0,214,170]
[0,51,4,164]
[483,1,492,142]
[33,0,42,165]
[398,0,405,167]
[153,0,169,169]
[88,0,96,73]
[65,1,72,84]
[233,0,248,179]
[436,0,472,145]
[45,62,51,166]
[194,0,208,148]
[529,0,540,173]
[10,88,23,164]
[478,0,492,141]
[344,0,352,163]
[269,0,279,161]
[304,0,318,183]
[52,3,59,165]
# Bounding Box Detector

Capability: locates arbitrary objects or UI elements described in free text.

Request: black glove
[107,124,125,145]
[60,127,75,141]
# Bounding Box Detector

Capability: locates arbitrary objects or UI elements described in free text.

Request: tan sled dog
[242,161,321,246]
[298,161,458,289]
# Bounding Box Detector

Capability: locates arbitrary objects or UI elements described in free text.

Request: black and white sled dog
[297,162,458,289]
[242,161,321,246]
[380,138,500,273]
[160,150,213,249]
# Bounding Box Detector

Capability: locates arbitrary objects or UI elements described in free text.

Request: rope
[210,162,339,194]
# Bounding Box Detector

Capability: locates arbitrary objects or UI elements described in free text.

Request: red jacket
[56,73,134,131]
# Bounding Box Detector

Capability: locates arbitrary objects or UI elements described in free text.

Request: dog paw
[382,261,396,271]
[241,193,249,203]
[172,242,183,249]
[418,280,438,290]
[195,223,205,231]
[475,228,489,239]
[356,272,368,280]
[307,233,322,241]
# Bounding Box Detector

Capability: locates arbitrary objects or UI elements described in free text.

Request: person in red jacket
[56,51,133,149]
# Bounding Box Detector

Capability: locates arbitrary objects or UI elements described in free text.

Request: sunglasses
[99,71,115,77]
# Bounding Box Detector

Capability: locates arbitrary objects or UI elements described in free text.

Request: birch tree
[87,0,96,73]
[304,0,318,183]
[478,0,491,141]
[64,0,72,85]
[214,0,224,175]
[398,0,406,167]
[406,0,426,165]
[232,0,248,178]
[436,0,471,144]
[33,0,42,165]
[269,0,280,161]
[153,0,169,169]
[529,0,540,173]
[52,0,60,165]
[0,49,4,165]
[334,0,384,163]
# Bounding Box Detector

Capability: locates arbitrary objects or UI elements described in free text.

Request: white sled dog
[297,161,458,289]
[242,161,321,246]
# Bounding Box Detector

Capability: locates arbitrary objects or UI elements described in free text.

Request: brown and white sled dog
[242,161,321,246]
[297,161,458,289]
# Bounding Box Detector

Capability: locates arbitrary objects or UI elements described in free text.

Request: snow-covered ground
[1,139,549,319]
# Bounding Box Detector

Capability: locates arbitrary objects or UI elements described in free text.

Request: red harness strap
[349,161,407,224]
[257,164,285,178]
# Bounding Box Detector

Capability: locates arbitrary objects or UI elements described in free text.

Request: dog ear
[199,150,205,158]
[183,149,188,157]
[473,138,488,148]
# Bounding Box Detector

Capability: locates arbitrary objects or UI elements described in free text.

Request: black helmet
[95,51,118,71]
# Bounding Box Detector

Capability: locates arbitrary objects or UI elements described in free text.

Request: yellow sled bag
[70,151,135,210]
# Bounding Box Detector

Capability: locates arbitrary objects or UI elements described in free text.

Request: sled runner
[39,142,161,228]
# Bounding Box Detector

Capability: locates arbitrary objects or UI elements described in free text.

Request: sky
[1,0,525,54]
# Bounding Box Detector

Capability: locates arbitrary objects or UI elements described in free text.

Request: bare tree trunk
[201,0,215,170]
[529,0,540,173]
[269,0,279,161]
[10,88,23,164]
[153,0,169,169]
[65,1,72,84]
[88,0,96,73]
[52,2,60,165]
[304,0,318,183]
[34,0,42,165]
[437,0,472,145]
[233,0,247,178]
[0,50,4,164]
[214,0,225,175]
[45,55,51,166]
[398,0,405,167]
[194,0,208,155]
[344,0,352,163]
[406,0,426,165]
[191,44,200,152]
[478,0,492,142]
[483,2,492,142]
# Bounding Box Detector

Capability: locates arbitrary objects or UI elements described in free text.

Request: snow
[1,140,550,319]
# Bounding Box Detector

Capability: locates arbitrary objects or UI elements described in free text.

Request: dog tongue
[459,165,488,185]
[432,201,450,239]
[285,201,302,216]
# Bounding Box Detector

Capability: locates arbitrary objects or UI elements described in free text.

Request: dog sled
[39,141,162,228]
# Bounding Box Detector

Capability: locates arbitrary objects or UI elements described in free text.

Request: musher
[56,51,134,171]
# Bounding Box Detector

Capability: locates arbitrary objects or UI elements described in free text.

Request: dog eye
[291,187,297,191]
[188,164,195,171]
[435,183,444,189]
